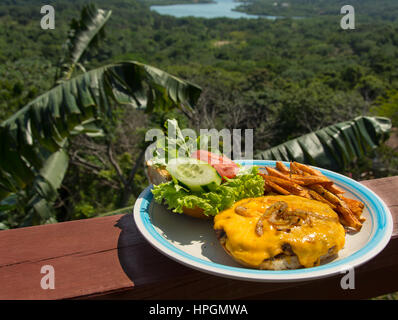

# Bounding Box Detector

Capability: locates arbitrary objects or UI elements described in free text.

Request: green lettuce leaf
[151,167,264,216]
[151,119,197,167]
[150,118,222,168]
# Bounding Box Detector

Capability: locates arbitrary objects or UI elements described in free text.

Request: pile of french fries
[259,161,365,231]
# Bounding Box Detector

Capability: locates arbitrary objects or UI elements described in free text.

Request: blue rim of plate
[133,160,393,282]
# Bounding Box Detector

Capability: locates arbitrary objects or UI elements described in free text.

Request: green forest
[236,0,398,20]
[0,0,397,230]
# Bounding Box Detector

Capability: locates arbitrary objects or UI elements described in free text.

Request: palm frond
[0,61,202,200]
[255,116,392,171]
[57,4,112,82]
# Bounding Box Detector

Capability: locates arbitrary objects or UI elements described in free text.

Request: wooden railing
[0,176,397,300]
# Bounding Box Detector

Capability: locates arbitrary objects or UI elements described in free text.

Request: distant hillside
[140,0,214,6]
[236,0,398,21]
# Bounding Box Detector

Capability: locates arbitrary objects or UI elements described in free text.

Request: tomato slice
[190,150,239,179]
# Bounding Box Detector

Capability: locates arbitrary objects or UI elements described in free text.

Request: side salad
[149,119,264,217]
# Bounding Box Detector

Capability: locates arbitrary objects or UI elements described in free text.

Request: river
[150,0,278,19]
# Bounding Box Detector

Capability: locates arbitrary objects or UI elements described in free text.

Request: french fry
[276,161,290,174]
[341,196,365,218]
[298,187,313,199]
[341,196,364,209]
[293,162,345,193]
[289,162,304,175]
[293,175,333,186]
[308,184,341,206]
[307,190,337,209]
[265,167,289,178]
[336,195,363,230]
[359,216,367,223]
[291,173,343,194]
[265,167,304,185]
[262,175,304,194]
[263,181,273,194]
[325,183,345,195]
[290,187,310,198]
[289,174,304,179]
[335,204,362,231]
[292,162,345,193]
[310,183,363,231]
[260,160,365,232]
[293,162,323,176]
[265,180,290,195]
[350,207,365,219]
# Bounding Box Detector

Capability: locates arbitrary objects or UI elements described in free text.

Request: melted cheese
[213,195,345,268]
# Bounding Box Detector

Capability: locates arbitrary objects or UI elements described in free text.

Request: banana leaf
[57,4,112,82]
[0,61,201,201]
[255,116,391,171]
[19,149,69,227]
[0,149,69,228]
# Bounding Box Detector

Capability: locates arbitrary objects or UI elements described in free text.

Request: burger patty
[215,228,337,270]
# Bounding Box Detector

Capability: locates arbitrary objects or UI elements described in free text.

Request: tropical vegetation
[1,0,397,229]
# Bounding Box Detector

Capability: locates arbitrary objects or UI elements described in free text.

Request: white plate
[133,160,393,282]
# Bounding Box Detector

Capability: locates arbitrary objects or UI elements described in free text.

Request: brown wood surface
[0,176,397,300]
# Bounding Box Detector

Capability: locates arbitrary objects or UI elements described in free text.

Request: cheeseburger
[214,195,346,270]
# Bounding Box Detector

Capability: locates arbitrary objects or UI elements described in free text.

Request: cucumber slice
[166,158,221,192]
